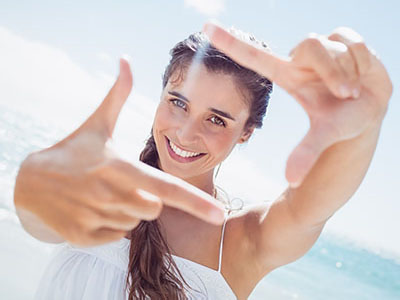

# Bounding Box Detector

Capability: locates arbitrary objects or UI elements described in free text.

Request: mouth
[165,136,206,163]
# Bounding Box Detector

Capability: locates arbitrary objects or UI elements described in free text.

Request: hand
[14,58,225,246]
[203,22,393,187]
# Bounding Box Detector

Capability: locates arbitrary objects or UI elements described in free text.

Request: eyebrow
[168,91,236,121]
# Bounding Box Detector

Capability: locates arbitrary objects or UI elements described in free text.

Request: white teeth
[169,140,201,158]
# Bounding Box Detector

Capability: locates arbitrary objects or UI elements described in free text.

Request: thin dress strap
[217,212,229,273]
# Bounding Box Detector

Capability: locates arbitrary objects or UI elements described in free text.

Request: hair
[126,30,273,299]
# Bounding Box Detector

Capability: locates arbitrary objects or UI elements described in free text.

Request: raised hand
[203,22,392,187]
[14,58,225,246]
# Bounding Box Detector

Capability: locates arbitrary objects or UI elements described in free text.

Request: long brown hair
[126,31,273,299]
[126,132,193,299]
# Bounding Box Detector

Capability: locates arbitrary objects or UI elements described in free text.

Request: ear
[238,126,255,144]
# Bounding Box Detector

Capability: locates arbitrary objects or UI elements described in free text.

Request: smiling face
[152,64,254,181]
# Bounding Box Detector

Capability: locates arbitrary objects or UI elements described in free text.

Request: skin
[153,64,253,193]
[13,22,392,300]
[14,60,227,247]
[198,23,392,299]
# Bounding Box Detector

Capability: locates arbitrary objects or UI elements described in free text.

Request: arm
[13,59,225,247]
[252,120,382,273]
[203,23,392,275]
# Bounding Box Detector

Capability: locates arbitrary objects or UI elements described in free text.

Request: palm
[285,64,381,142]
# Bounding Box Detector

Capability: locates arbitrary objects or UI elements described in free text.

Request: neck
[159,168,216,224]
[157,158,216,196]
[184,169,215,196]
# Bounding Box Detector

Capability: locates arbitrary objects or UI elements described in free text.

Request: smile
[165,136,206,163]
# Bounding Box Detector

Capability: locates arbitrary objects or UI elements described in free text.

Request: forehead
[166,64,250,120]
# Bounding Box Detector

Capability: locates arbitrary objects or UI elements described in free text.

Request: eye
[170,99,187,111]
[209,115,226,127]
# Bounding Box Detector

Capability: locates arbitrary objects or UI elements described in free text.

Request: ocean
[1,103,399,299]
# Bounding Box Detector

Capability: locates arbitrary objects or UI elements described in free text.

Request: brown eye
[210,115,226,127]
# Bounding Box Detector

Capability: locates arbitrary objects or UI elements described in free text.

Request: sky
[0,0,399,257]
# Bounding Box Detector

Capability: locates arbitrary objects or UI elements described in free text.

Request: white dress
[34,211,238,300]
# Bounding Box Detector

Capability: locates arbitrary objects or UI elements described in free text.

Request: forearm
[287,120,383,226]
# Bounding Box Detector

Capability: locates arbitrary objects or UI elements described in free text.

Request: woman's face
[152,63,253,180]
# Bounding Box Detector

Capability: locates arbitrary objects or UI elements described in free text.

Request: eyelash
[169,99,227,127]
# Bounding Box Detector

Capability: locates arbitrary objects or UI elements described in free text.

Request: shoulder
[220,202,274,297]
[235,199,325,276]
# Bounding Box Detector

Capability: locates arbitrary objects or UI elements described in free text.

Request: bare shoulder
[223,199,325,298]
[238,198,325,277]
[221,203,274,298]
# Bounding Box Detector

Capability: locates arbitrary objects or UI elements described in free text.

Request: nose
[176,119,201,147]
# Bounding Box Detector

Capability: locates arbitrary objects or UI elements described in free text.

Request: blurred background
[0,0,399,299]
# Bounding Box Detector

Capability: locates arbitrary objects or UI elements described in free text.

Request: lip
[165,136,206,163]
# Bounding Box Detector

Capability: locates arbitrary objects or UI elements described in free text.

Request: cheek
[153,104,180,130]
[207,131,237,158]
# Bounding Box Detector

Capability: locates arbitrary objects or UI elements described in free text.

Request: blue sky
[1,1,399,256]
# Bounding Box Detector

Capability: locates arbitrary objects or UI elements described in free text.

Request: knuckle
[148,200,163,219]
[97,190,116,210]
[75,210,96,232]
[88,157,121,177]
[336,27,364,42]
[294,36,324,58]
[325,65,342,81]
[306,32,319,39]
[135,190,164,220]
[87,162,109,178]
[349,42,372,74]
[304,36,323,51]
[349,41,369,56]
[328,32,342,41]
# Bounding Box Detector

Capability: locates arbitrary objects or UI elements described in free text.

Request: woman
[14,22,392,300]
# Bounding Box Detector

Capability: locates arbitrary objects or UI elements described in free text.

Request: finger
[328,27,372,76]
[82,57,133,139]
[104,159,225,225]
[95,210,141,231]
[285,123,340,188]
[65,196,140,238]
[203,21,289,85]
[291,35,359,99]
[83,228,127,247]
[84,179,163,221]
[334,47,359,83]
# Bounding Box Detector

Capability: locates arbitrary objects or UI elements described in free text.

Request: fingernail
[339,84,352,98]
[203,24,215,38]
[121,54,132,64]
[203,19,224,38]
[352,88,360,98]
[290,181,301,189]
[210,208,225,223]
[208,19,224,28]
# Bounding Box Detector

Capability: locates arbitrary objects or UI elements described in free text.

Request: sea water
[1,104,399,299]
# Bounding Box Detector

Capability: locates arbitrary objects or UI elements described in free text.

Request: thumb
[285,124,338,188]
[83,57,133,139]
